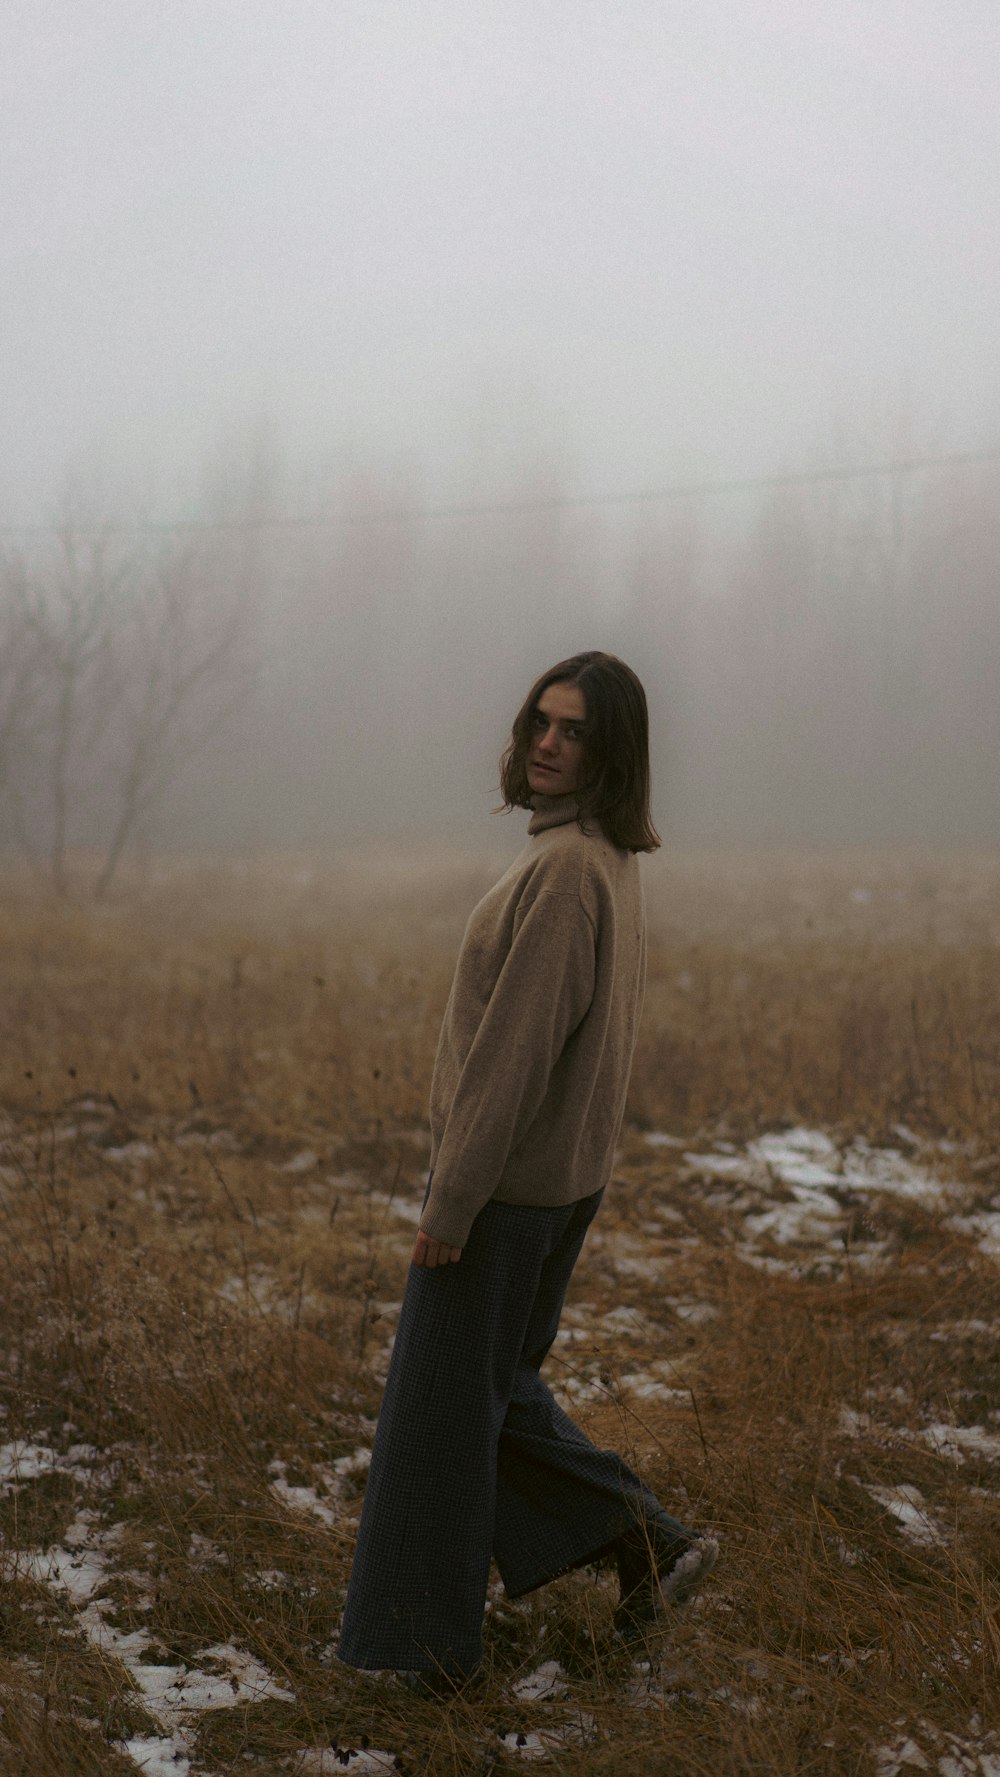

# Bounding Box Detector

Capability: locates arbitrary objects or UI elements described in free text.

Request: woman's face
[525,680,588,797]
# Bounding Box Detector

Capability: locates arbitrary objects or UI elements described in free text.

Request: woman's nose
[539,724,560,752]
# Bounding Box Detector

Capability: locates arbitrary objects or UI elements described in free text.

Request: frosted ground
[2,1108,999,1775]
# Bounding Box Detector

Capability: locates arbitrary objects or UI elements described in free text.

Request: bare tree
[0,511,251,896]
[0,554,48,823]
[92,536,248,896]
[27,524,125,891]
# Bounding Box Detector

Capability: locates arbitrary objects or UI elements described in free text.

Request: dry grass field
[1,844,999,1777]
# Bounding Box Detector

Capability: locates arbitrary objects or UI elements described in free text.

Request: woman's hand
[411,1232,463,1268]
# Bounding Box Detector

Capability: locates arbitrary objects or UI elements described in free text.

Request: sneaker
[613,1524,719,1643]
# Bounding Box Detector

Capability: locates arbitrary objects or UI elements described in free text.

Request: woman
[337,651,717,1690]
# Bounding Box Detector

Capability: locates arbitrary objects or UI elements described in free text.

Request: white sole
[658,1536,719,1608]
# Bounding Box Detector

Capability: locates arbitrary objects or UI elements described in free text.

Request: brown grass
[1,846,999,1775]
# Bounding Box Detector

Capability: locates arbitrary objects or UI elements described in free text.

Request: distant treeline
[1,450,997,888]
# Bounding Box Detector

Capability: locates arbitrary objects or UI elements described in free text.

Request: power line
[3,443,999,536]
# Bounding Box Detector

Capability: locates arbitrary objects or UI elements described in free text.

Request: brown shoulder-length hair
[499,651,661,854]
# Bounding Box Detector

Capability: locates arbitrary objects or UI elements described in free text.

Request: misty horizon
[4,2,999,522]
[2,3,998,874]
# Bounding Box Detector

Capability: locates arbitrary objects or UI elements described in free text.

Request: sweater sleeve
[419,885,597,1248]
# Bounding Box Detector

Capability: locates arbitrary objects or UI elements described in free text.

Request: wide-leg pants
[336,1188,691,1675]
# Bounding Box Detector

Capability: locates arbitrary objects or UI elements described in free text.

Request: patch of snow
[892,1124,921,1149]
[841,1141,948,1210]
[842,1407,1000,1469]
[207,1128,241,1150]
[281,1150,320,1174]
[132,1643,295,1714]
[595,1233,665,1281]
[643,1131,685,1148]
[743,1190,842,1246]
[253,1567,291,1591]
[122,1736,191,1775]
[270,1476,339,1529]
[641,1204,685,1226]
[874,1717,1000,1777]
[325,1171,367,1194]
[623,1656,721,1710]
[749,1128,840,1190]
[512,1660,568,1701]
[875,1735,930,1774]
[554,1371,606,1405]
[497,1712,595,1759]
[840,1406,875,1438]
[174,1128,240,1151]
[616,1374,691,1404]
[861,1483,947,1548]
[558,1302,598,1326]
[218,1266,275,1305]
[754,1127,838,1159]
[683,1152,748,1179]
[105,1141,157,1163]
[0,1441,58,1485]
[846,1243,894,1271]
[601,1305,660,1336]
[333,1447,373,1481]
[368,1191,423,1225]
[920,1423,1000,1465]
[735,1251,794,1274]
[19,1512,124,1605]
[497,1731,549,1759]
[946,1213,1000,1257]
[22,1512,295,1777]
[673,1126,985,1274]
[24,1542,112,1605]
[188,1532,228,1570]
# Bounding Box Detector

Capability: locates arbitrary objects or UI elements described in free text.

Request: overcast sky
[3,0,999,524]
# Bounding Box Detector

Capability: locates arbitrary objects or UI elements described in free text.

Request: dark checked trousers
[336,1187,691,1675]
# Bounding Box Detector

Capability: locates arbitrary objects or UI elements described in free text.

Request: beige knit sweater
[419,793,647,1248]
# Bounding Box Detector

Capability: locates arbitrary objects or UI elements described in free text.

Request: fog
[2,2,999,875]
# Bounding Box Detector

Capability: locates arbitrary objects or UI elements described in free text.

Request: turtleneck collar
[527,793,582,836]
